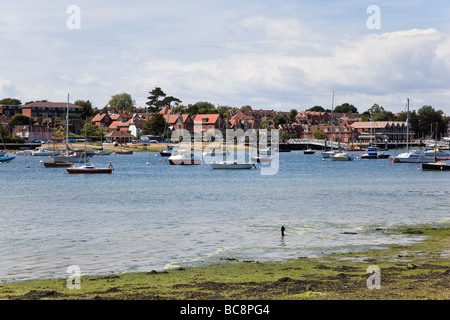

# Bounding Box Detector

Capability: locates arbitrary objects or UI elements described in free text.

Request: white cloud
[1,1,450,114]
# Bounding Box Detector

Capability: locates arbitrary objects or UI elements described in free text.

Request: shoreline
[0,226,448,300]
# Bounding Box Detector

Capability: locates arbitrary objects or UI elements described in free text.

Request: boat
[15,150,33,156]
[67,162,113,174]
[207,108,256,170]
[0,155,15,163]
[168,149,201,165]
[393,148,449,163]
[303,148,315,154]
[251,154,271,163]
[361,147,390,159]
[32,146,58,156]
[115,150,133,155]
[55,150,93,162]
[44,161,74,167]
[421,123,450,171]
[160,147,172,157]
[331,152,354,161]
[94,148,112,156]
[209,160,255,169]
[391,98,439,163]
[321,150,335,158]
[422,161,450,170]
[322,92,337,159]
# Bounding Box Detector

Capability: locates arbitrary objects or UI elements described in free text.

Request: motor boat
[32,146,59,156]
[209,160,255,169]
[67,162,113,174]
[168,149,201,165]
[361,147,390,159]
[331,152,354,161]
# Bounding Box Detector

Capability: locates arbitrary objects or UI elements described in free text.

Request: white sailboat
[322,91,336,158]
[390,98,447,163]
[56,93,94,162]
[208,108,256,169]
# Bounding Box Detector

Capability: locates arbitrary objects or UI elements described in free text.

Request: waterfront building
[193,114,224,134]
[351,121,412,144]
[21,100,82,119]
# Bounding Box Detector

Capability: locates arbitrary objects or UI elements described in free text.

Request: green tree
[240,105,252,111]
[146,87,166,113]
[142,113,167,136]
[307,106,325,112]
[74,100,94,119]
[273,114,287,126]
[313,130,327,140]
[162,96,182,109]
[260,119,274,128]
[81,122,100,139]
[417,105,445,139]
[10,114,32,126]
[362,104,394,121]
[288,109,298,123]
[193,101,217,114]
[334,103,357,113]
[108,93,135,113]
[0,98,22,105]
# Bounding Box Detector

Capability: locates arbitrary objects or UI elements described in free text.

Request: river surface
[1,149,449,282]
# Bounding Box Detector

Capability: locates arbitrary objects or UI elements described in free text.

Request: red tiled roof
[193,114,221,124]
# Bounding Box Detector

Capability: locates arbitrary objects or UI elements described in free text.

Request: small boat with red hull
[115,150,133,155]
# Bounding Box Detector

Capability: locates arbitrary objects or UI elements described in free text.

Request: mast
[406,98,409,153]
[66,93,69,153]
[330,91,334,151]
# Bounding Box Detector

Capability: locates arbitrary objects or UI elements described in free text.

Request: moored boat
[67,162,113,174]
[0,155,15,163]
[422,162,450,171]
[361,147,390,159]
[44,161,74,167]
[115,150,133,155]
[168,149,201,165]
[331,152,354,161]
[209,161,255,169]
[32,146,58,156]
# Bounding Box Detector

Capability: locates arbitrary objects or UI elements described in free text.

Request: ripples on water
[1,150,449,281]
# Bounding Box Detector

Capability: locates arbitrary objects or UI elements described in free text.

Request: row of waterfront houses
[1,100,414,144]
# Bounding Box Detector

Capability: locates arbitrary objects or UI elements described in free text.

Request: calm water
[1,149,449,282]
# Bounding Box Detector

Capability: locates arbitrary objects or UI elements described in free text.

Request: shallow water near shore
[1,150,449,282]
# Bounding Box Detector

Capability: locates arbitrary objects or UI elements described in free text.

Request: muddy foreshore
[0,227,449,300]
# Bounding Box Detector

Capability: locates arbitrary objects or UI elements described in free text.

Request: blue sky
[1,0,450,114]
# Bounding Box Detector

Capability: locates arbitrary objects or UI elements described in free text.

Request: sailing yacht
[392,99,449,163]
[207,109,256,169]
[422,123,450,170]
[322,92,337,159]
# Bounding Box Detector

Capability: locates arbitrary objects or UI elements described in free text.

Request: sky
[1,0,450,115]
